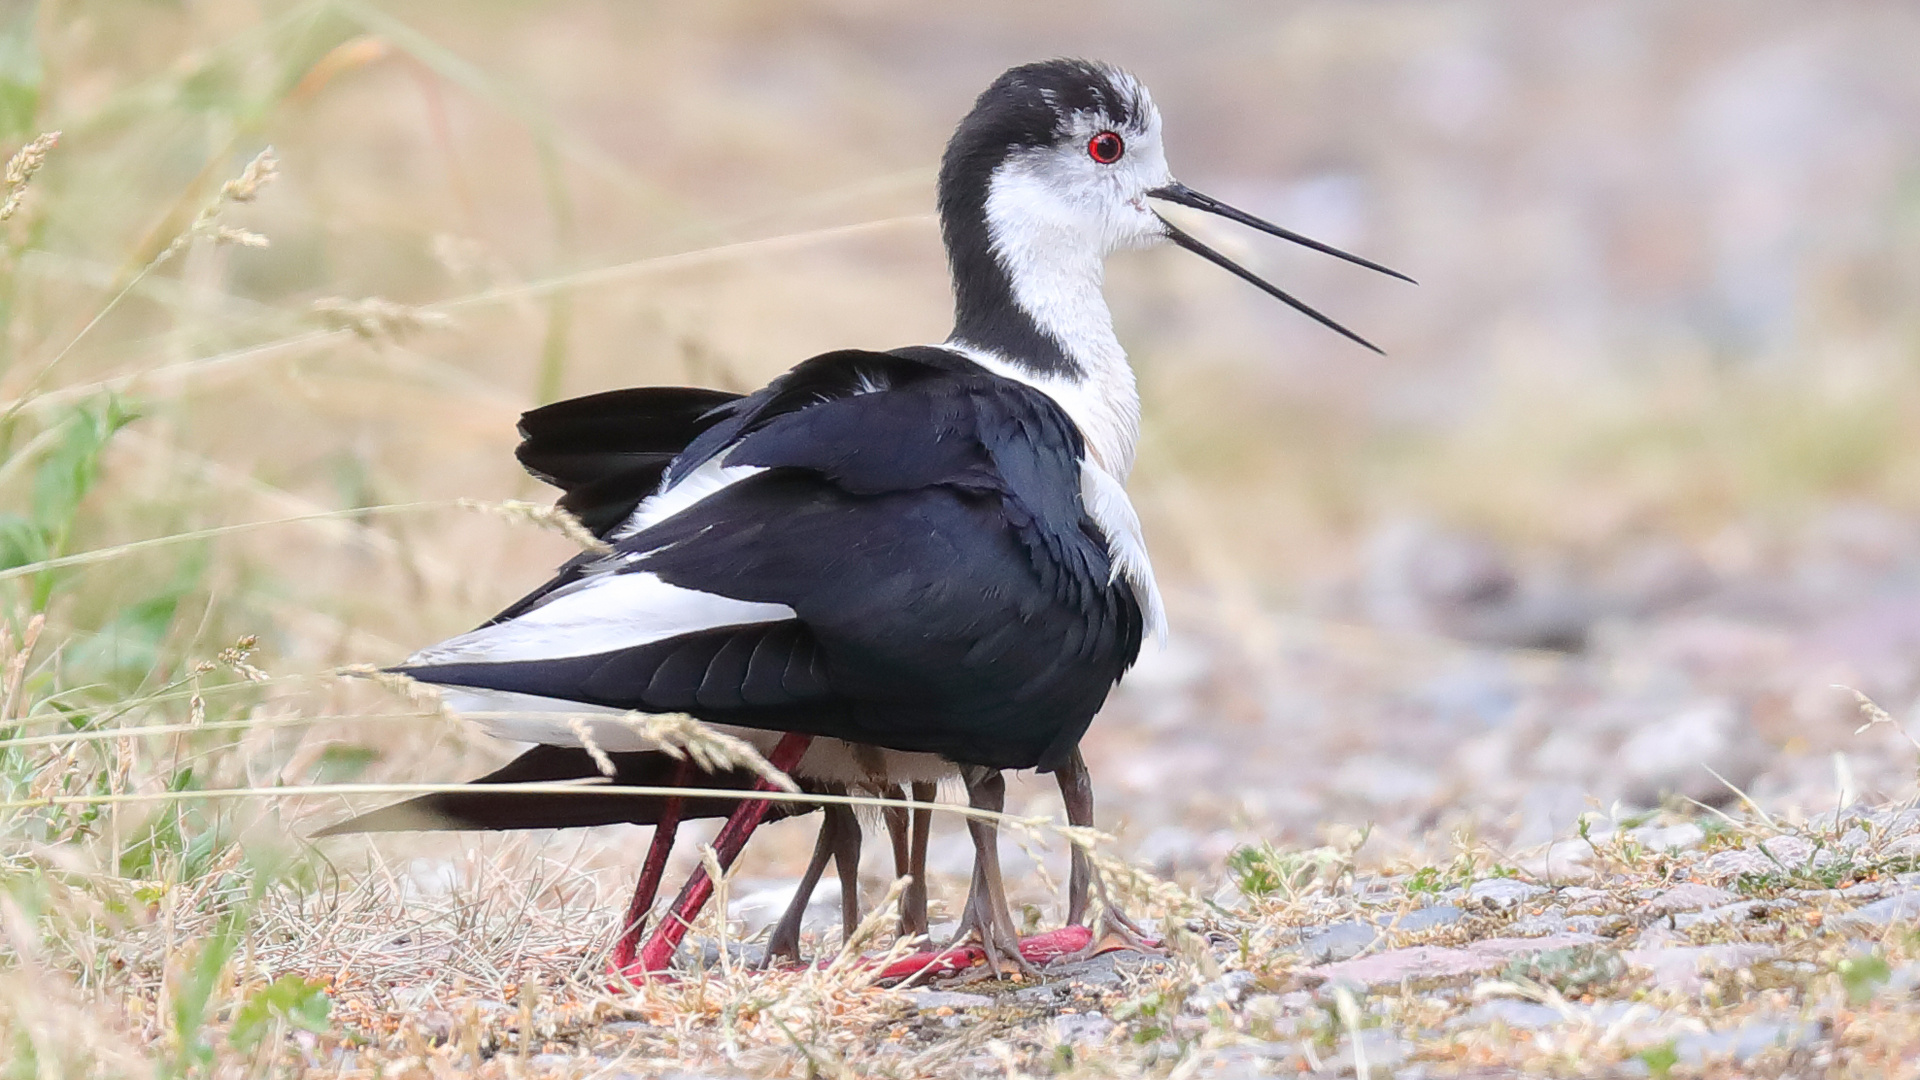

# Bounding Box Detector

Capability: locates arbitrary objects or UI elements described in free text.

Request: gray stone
[1312,934,1603,989]
[1010,982,1063,1005]
[1560,887,1612,914]
[1301,907,1464,963]
[1760,835,1829,866]
[1839,890,1920,928]
[676,939,766,969]
[1671,1019,1821,1064]
[1187,970,1257,1013]
[1301,921,1378,962]
[1697,847,1776,881]
[1053,1013,1115,1044]
[1468,878,1546,910]
[1618,699,1766,806]
[1671,899,1795,929]
[600,1021,654,1035]
[1629,823,1707,852]
[1644,882,1740,915]
[1450,1000,1565,1030]
[1508,910,1575,937]
[727,877,841,936]
[1326,1028,1411,1076]
[1622,943,1778,993]
[1199,1041,1307,1075]
[1045,950,1161,988]
[1396,905,1466,932]
[898,990,993,1011]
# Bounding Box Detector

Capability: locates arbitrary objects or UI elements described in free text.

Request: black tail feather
[515,387,743,538]
[313,744,821,836]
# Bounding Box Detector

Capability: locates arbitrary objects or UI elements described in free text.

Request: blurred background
[6,0,1920,929]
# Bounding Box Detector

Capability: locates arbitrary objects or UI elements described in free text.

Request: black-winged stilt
[323,58,1408,979]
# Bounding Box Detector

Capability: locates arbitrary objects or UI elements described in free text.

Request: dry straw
[0,131,59,223]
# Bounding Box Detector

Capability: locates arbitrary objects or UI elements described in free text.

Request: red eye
[1087,131,1124,164]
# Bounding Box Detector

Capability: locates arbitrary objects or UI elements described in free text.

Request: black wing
[402,348,1144,771]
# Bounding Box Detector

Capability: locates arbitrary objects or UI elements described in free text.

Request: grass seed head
[0,131,59,222]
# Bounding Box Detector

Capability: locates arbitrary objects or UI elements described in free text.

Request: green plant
[1637,1041,1679,1080]
[1838,953,1892,1007]
[229,975,331,1051]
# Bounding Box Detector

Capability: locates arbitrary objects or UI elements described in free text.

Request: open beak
[1147,181,1413,355]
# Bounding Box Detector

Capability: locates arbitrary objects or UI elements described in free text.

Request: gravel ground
[273,506,1920,1078]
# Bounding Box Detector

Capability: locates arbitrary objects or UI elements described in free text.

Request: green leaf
[167,916,241,1078]
[1839,953,1891,1006]
[230,974,331,1050]
[1637,1041,1679,1080]
[1225,844,1281,898]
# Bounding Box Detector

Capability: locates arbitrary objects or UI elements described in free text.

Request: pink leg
[626,732,813,977]
[607,759,695,973]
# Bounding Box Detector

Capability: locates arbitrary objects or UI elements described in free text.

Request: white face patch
[956,76,1172,482]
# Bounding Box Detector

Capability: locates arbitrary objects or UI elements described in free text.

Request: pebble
[1301,921,1379,963]
[1696,848,1777,880]
[1311,934,1603,990]
[1507,907,1605,937]
[1327,1028,1411,1076]
[1053,1013,1115,1044]
[1672,1019,1820,1064]
[1397,905,1467,932]
[1186,970,1256,1013]
[1449,999,1566,1030]
[1559,886,1612,913]
[898,990,993,1011]
[1629,823,1707,852]
[1835,889,1920,928]
[1670,899,1794,929]
[1301,905,1467,963]
[1468,878,1546,910]
[1643,882,1739,915]
[1622,943,1778,993]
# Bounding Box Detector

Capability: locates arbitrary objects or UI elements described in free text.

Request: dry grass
[5,1,1920,1077]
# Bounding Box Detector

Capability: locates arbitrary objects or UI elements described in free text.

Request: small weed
[1838,953,1892,1007]
[230,975,331,1051]
[1405,866,1444,896]
[1638,1041,1679,1080]
[1501,946,1627,995]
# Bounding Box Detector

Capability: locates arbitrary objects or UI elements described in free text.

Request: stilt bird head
[939,59,1411,357]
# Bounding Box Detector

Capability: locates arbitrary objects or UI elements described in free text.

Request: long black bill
[1147,182,1412,355]
[1148,182,1415,283]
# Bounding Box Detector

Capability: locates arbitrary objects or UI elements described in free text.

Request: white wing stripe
[405,571,795,665]
[612,458,767,540]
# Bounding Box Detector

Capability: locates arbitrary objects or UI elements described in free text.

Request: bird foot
[607,925,1114,989]
[868,924,1093,984]
[605,956,677,991]
[1057,911,1162,964]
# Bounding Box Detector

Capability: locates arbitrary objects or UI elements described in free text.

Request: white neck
[948,170,1143,479]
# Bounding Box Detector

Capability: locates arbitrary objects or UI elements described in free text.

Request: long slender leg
[953,768,1035,977]
[1058,749,1095,927]
[608,758,695,972]
[828,803,862,942]
[882,784,911,887]
[628,733,813,976]
[764,804,839,965]
[902,780,935,938]
[1055,748,1153,949]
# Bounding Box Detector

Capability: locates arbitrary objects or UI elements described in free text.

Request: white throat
[949,165,1143,480]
